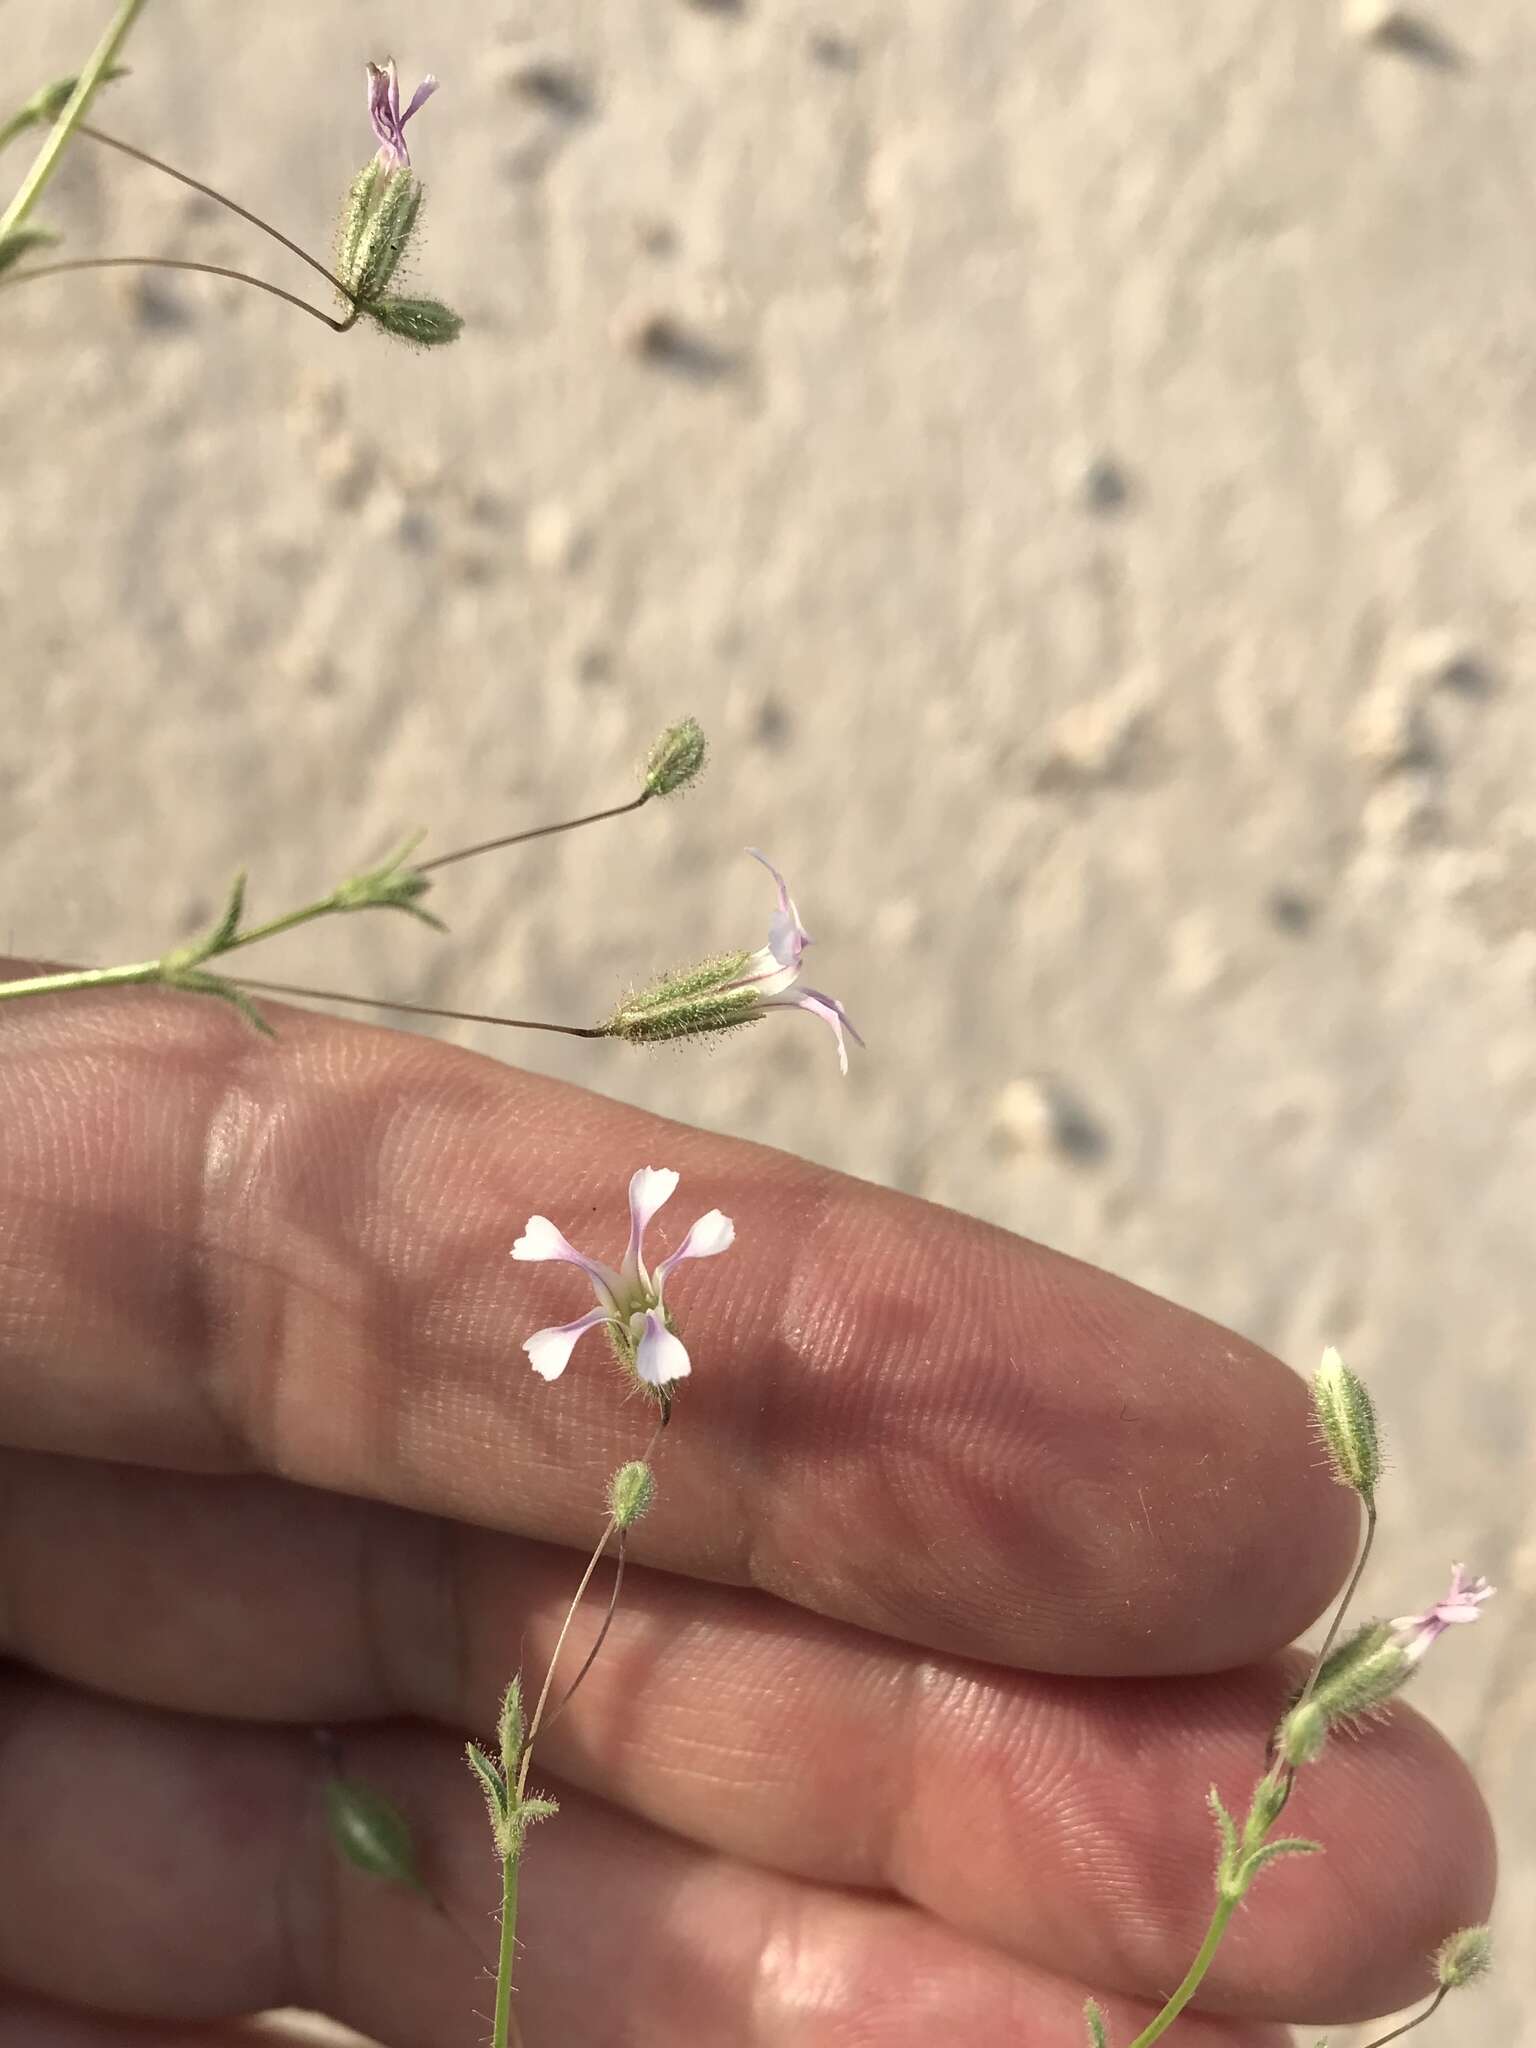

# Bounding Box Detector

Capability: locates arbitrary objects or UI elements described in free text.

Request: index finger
[0,973,1358,1674]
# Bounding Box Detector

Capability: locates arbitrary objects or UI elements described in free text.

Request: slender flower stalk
[0,742,696,1023]
[76,122,354,296]
[0,253,356,329]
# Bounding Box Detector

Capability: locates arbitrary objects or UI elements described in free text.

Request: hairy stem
[1124,1898,1238,2047]
[0,0,151,241]
[491,1851,522,2048]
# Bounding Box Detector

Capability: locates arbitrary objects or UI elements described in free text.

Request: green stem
[492,1848,522,2048]
[418,792,652,874]
[516,1517,620,1807]
[0,0,153,241]
[78,123,352,297]
[1358,1986,1448,2048]
[1125,1897,1238,2048]
[221,893,368,954]
[1291,1500,1378,1721]
[0,958,161,1004]
[226,976,612,1039]
[0,253,356,330]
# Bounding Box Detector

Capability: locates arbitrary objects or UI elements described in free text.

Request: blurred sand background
[3,1,1533,2041]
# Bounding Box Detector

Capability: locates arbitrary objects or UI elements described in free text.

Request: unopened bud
[1083,1998,1109,2048]
[643,717,707,798]
[1276,1698,1328,1767]
[365,295,465,348]
[609,1460,656,1528]
[338,163,423,304]
[1311,1346,1381,1502]
[609,952,758,1047]
[1310,1619,1410,1719]
[323,1777,427,1894]
[1435,1924,1493,1989]
[498,1677,526,1781]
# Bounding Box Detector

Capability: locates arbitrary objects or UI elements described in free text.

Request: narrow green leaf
[466,1740,510,1825]
[208,870,247,952]
[1,66,129,151]
[0,224,58,274]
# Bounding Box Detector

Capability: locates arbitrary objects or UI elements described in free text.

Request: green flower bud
[1277,1698,1329,1767]
[609,1459,656,1529]
[338,163,424,304]
[1311,1345,1381,1502]
[323,1777,428,1894]
[498,1677,526,1782]
[643,716,707,798]
[609,952,758,1047]
[1308,1619,1410,1721]
[1083,1997,1110,2047]
[1435,1924,1493,1989]
[364,295,465,348]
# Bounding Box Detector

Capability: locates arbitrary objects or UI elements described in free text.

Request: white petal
[757,987,864,1075]
[746,847,810,967]
[725,943,799,998]
[512,1215,580,1262]
[634,1309,692,1387]
[623,1166,679,1285]
[523,1308,612,1381]
[628,1166,679,1229]
[654,1208,735,1286]
[511,1216,622,1306]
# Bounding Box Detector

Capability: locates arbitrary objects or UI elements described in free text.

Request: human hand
[0,981,1494,2045]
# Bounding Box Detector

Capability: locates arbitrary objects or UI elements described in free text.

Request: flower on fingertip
[512,1167,732,1391]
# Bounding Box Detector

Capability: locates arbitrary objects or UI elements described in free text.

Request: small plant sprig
[1084,1347,1495,2048]
[0,718,714,1038]
[2,15,461,343]
[317,1169,726,2047]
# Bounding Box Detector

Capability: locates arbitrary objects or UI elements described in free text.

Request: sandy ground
[3,1,1532,2042]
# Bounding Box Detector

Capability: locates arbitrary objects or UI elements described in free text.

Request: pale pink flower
[1390,1564,1495,1666]
[722,849,864,1074]
[512,1167,733,1388]
[366,58,439,172]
